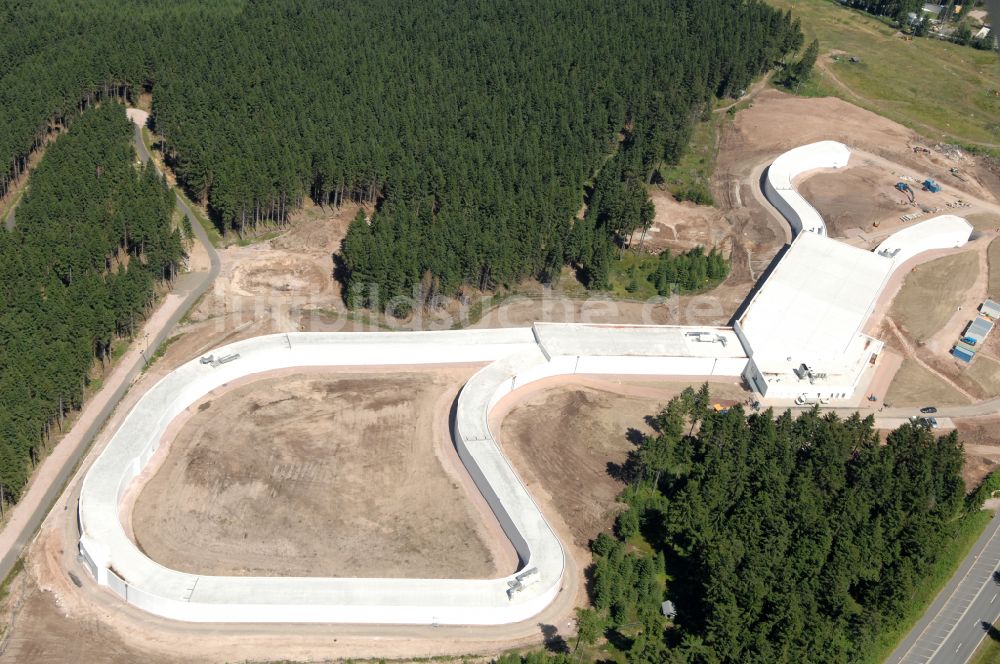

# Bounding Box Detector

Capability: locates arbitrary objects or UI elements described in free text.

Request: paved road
[887,512,1000,664]
[0,118,219,585]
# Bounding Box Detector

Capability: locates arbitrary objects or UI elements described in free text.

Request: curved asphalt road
[0,120,220,584]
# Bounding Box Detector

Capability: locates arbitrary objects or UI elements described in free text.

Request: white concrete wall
[763,141,851,237]
[80,324,748,625]
[874,215,973,265]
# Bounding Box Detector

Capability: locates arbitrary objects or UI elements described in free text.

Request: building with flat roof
[981,299,1000,321]
[735,232,893,400]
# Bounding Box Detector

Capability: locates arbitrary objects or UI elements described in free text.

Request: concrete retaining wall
[78,325,749,624]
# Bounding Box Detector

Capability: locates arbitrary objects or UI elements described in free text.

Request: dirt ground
[716,89,1000,207]
[129,367,512,579]
[798,163,908,237]
[644,189,731,254]
[884,359,972,407]
[957,417,1000,489]
[496,377,748,548]
[888,251,980,343]
[990,236,1000,296]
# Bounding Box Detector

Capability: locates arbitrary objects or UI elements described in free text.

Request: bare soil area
[130,368,513,579]
[957,417,1000,489]
[990,236,1000,296]
[644,189,731,254]
[884,359,972,407]
[889,251,980,343]
[496,378,748,548]
[798,164,907,237]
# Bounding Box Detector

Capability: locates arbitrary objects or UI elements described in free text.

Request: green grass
[972,626,1000,664]
[0,557,24,604]
[606,253,662,300]
[141,333,180,372]
[658,112,723,203]
[234,229,283,246]
[766,0,1000,149]
[177,190,222,248]
[869,509,994,664]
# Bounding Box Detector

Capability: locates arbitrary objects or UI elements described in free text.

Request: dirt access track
[128,367,514,579]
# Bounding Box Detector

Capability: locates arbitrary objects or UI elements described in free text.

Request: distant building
[981,299,1000,320]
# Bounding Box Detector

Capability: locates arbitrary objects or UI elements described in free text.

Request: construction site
[3,88,1000,662]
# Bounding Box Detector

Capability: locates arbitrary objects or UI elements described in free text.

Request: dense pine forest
[2,0,802,307]
[557,393,973,663]
[0,105,180,502]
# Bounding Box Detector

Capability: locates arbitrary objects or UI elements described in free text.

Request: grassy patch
[766,0,1000,148]
[0,557,24,604]
[177,191,222,248]
[658,114,722,204]
[885,358,971,407]
[141,334,181,372]
[871,509,994,664]
[889,251,979,342]
[0,187,26,229]
[606,253,662,300]
[234,229,283,247]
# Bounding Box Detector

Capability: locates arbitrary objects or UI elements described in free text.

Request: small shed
[662,600,676,619]
[952,346,975,362]
[966,316,994,343]
[981,299,1000,320]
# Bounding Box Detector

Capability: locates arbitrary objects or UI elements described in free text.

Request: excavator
[895,182,915,204]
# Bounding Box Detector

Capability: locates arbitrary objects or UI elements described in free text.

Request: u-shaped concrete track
[78,325,747,624]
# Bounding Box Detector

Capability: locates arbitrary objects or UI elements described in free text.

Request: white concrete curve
[763,140,851,236]
[78,324,748,624]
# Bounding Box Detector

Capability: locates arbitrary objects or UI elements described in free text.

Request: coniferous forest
[0,104,180,501]
[586,393,971,663]
[2,0,802,308]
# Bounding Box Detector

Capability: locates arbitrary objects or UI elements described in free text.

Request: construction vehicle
[895,182,915,203]
[912,146,931,154]
[949,167,968,182]
[923,179,941,193]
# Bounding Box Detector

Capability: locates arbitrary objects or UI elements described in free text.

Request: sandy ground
[957,417,1000,489]
[799,163,909,237]
[129,367,514,579]
[990,236,1000,296]
[889,251,980,343]
[495,376,748,548]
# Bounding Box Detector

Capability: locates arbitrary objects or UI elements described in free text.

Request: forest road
[0,119,220,585]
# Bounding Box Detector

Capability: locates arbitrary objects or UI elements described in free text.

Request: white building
[735,232,892,401]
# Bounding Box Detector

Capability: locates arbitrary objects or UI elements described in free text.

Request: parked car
[920,406,937,414]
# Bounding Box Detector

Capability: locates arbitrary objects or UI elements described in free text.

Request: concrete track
[0,115,220,586]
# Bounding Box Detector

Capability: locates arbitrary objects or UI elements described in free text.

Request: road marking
[993,593,997,604]
[895,516,1000,663]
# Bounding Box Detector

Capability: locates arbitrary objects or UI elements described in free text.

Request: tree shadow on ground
[982,620,1000,643]
[539,623,569,653]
